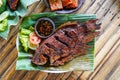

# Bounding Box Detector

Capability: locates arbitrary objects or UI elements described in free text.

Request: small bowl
[35,18,55,38]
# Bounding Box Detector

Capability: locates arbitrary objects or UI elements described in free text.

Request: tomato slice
[29,32,41,45]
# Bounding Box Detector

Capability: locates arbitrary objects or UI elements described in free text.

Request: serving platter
[44,0,85,14]
[16,12,97,73]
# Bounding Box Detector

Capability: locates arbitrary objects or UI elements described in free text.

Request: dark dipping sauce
[35,18,55,38]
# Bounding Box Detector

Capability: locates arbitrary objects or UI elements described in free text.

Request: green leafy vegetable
[0,19,7,31]
[0,11,9,21]
[19,26,34,52]
[29,26,34,31]
[21,28,32,35]
[0,11,9,32]
[17,13,96,71]
[19,35,29,52]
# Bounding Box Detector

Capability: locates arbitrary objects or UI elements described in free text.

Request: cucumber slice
[0,11,9,21]
[28,41,39,50]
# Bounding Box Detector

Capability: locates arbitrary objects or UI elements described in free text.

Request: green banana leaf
[0,0,39,39]
[16,13,96,72]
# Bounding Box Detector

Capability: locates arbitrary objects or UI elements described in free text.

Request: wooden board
[0,0,120,80]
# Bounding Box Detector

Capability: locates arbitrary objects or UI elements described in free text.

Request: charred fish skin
[7,0,19,10]
[32,19,101,66]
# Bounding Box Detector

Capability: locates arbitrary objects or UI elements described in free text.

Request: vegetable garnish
[19,27,35,52]
[29,32,41,45]
[19,35,29,52]
[0,19,7,31]
[0,11,9,22]
[19,26,41,52]
[28,32,41,50]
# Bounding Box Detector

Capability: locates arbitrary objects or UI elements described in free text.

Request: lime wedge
[0,11,9,21]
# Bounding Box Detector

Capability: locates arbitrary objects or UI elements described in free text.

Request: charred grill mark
[55,30,76,48]
[42,54,50,66]
[54,36,69,47]
[64,30,72,38]
[45,43,58,51]
[63,29,78,39]
[45,43,61,55]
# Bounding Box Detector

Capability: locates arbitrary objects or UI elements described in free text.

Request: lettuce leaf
[19,35,29,52]
[19,27,34,52]
[0,19,7,31]
[21,28,32,35]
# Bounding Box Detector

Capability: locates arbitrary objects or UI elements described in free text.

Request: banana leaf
[16,13,96,72]
[0,0,39,39]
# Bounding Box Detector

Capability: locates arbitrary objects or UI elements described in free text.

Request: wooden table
[0,0,120,80]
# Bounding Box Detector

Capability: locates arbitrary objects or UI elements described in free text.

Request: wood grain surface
[0,0,120,80]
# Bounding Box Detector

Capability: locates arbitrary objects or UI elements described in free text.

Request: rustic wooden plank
[0,60,16,80]
[92,45,120,80]
[61,72,73,80]
[96,0,117,19]
[27,1,41,16]
[0,26,19,49]
[95,11,120,55]
[86,0,105,14]
[85,31,120,80]
[79,38,120,80]
[0,47,17,76]
[88,29,120,79]
[109,63,120,80]
[21,71,38,80]
[95,28,120,68]
[12,71,28,80]
[55,73,65,80]
[32,72,48,80]
[0,34,17,63]
[45,73,59,80]
[32,1,46,14]
[97,0,120,31]
[77,0,93,13]
[66,71,83,80]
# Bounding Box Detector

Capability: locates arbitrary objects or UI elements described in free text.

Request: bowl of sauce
[35,18,55,38]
